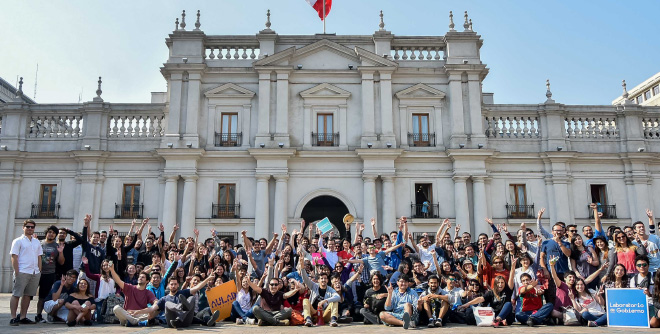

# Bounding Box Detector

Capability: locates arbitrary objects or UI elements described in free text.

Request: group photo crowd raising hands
[8,203,660,329]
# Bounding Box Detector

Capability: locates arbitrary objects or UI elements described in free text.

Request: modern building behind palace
[1,9,660,292]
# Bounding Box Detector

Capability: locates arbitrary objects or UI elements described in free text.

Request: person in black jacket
[360,272,388,324]
[55,224,87,277]
[105,219,147,276]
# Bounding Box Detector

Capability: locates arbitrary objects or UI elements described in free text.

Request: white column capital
[256,174,271,181]
[164,175,180,181]
[182,175,199,182]
[274,174,289,182]
[382,175,395,182]
[472,176,487,183]
[363,175,377,182]
[453,175,469,183]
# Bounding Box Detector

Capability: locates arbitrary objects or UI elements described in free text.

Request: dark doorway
[301,195,350,239]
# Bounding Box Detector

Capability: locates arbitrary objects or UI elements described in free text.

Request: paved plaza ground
[0,293,650,333]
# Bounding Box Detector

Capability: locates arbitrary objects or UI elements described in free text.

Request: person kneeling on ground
[380,275,419,329]
[515,273,554,326]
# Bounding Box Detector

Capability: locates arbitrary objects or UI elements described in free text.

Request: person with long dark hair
[607,231,646,277]
[64,278,96,326]
[568,278,606,327]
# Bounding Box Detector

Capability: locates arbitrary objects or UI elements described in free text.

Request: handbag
[562,307,580,326]
[473,306,495,327]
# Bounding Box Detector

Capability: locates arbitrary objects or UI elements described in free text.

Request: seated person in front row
[380,275,419,330]
[43,270,79,323]
[515,273,554,326]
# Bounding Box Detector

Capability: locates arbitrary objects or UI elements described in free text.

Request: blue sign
[606,288,650,328]
[316,217,333,235]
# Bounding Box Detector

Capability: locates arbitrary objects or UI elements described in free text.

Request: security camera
[186,142,193,148]
[167,143,174,148]
[367,143,373,148]
[259,143,265,148]
[278,143,284,148]
[0,145,7,151]
[459,143,465,149]
[297,64,303,70]
[84,145,91,150]
[182,57,188,63]
[556,146,563,151]
[463,59,468,64]
[638,147,645,152]
[477,143,484,149]
[386,142,392,148]
[348,64,354,70]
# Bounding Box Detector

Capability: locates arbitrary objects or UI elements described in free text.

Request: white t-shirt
[417,245,437,272]
[10,235,43,274]
[576,289,604,315]
[442,287,465,306]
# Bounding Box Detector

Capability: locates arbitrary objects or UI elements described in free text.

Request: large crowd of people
[8,203,660,329]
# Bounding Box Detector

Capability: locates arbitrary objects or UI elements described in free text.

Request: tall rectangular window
[590,184,607,206]
[219,113,239,146]
[638,96,644,104]
[508,184,527,218]
[645,90,652,100]
[217,184,237,218]
[122,184,141,218]
[653,86,659,96]
[316,114,334,146]
[39,184,57,211]
[412,114,430,146]
[414,183,433,218]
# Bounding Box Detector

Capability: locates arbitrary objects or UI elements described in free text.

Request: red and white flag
[306,0,332,21]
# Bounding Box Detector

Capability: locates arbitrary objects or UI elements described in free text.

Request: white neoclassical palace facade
[1,10,660,291]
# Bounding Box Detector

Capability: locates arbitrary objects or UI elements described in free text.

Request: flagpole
[322,0,326,33]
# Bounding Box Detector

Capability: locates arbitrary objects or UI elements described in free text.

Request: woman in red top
[478,251,510,290]
[607,231,647,276]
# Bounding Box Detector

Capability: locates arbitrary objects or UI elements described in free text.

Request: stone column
[472,176,487,235]
[454,176,470,233]
[275,71,290,145]
[380,71,395,144]
[448,72,466,148]
[363,175,378,235]
[381,176,396,234]
[0,176,20,292]
[180,175,198,238]
[361,70,376,144]
[273,175,289,233]
[162,175,179,234]
[256,71,271,140]
[255,174,270,239]
[184,72,201,147]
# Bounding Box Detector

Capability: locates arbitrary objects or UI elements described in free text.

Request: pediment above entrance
[395,83,446,100]
[300,83,351,99]
[204,83,256,99]
[254,39,397,69]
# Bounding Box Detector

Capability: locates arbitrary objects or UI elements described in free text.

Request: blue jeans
[496,302,513,322]
[515,303,554,325]
[581,311,607,326]
[230,301,253,321]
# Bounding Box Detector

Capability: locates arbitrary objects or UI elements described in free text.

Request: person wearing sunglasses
[630,256,653,311]
[9,220,43,326]
[633,210,660,274]
[436,272,468,325]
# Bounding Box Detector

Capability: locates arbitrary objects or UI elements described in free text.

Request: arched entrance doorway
[301,195,350,239]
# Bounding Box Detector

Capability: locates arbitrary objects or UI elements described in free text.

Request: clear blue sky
[3,0,658,104]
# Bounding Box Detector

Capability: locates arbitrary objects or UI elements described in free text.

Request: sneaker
[119,319,127,326]
[338,316,353,323]
[9,318,19,326]
[83,320,93,326]
[246,318,256,325]
[66,320,76,327]
[492,320,500,328]
[402,311,411,330]
[278,319,290,326]
[207,310,220,326]
[19,317,36,324]
[526,318,535,327]
[35,315,44,323]
[588,321,598,327]
[305,317,313,327]
[236,318,245,325]
[257,319,264,326]
[435,319,443,327]
[410,320,416,329]
[330,319,338,327]
[427,321,435,328]
[46,315,55,323]
[169,320,177,328]
[138,320,149,327]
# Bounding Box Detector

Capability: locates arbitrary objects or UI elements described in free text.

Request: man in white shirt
[10,220,43,326]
